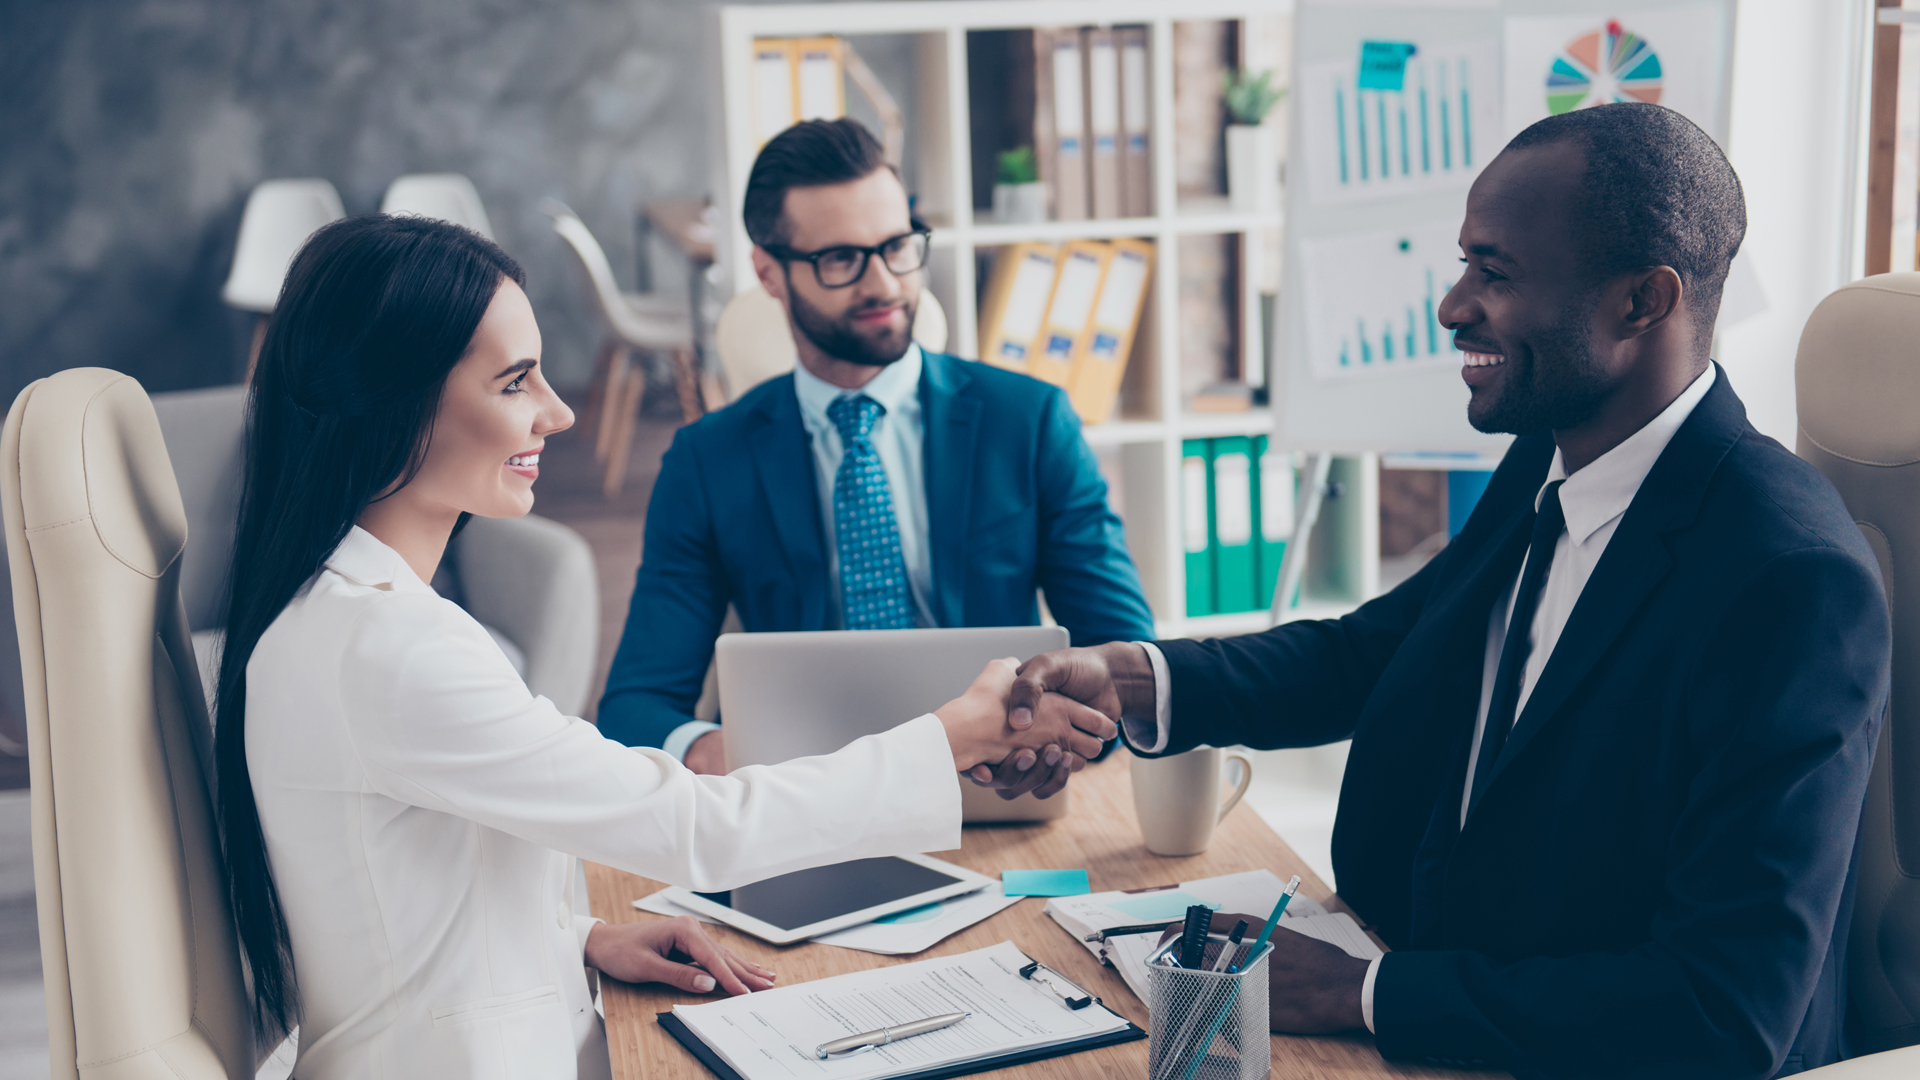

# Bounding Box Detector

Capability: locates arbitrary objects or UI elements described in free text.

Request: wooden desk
[588,750,1501,1080]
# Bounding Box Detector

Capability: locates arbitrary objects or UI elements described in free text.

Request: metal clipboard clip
[1018,960,1096,1010]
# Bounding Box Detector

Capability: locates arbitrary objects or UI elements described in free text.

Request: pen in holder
[1145,935,1272,1080]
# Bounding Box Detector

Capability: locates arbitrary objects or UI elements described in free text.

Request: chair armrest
[452,514,599,716]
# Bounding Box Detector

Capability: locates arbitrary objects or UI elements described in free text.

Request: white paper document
[635,884,1022,956]
[1044,870,1381,1001]
[670,941,1132,1080]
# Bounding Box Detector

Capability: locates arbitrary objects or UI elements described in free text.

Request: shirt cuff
[575,915,604,958]
[1120,642,1172,755]
[1360,955,1381,1033]
[663,720,721,762]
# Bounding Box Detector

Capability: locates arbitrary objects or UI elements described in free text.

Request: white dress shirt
[665,345,936,759]
[248,526,961,1080]
[1127,364,1717,1033]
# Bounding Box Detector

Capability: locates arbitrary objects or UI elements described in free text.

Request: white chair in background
[380,173,495,239]
[540,199,700,498]
[222,179,346,372]
[712,282,947,402]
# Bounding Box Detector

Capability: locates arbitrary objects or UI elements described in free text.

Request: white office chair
[222,179,346,314]
[223,179,346,376]
[2,368,254,1079]
[541,199,701,497]
[711,283,948,402]
[380,173,494,240]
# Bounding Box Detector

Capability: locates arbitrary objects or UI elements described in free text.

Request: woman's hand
[934,659,1116,775]
[583,916,775,995]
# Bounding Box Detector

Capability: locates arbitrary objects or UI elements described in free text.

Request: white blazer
[247,527,961,1080]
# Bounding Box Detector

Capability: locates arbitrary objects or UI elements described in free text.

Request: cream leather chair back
[1795,273,1920,1054]
[2,369,252,1079]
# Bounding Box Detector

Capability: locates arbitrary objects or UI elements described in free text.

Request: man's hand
[584,916,776,995]
[936,659,1117,774]
[684,730,726,775]
[969,643,1158,799]
[1159,912,1368,1034]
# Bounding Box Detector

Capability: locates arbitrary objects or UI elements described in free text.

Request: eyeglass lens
[814,233,929,287]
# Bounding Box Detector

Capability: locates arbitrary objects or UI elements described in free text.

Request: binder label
[1214,452,1254,546]
[1090,332,1121,360]
[1183,458,1209,553]
[1261,452,1295,541]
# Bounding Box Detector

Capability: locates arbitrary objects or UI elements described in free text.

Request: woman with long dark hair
[215,215,1110,1079]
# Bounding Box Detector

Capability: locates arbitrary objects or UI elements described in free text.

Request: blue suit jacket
[597,351,1155,750]
[1147,369,1889,1078]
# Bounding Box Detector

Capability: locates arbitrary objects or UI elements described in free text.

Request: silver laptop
[716,626,1074,823]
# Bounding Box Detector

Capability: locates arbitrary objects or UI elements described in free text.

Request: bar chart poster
[1300,221,1461,382]
[1503,5,1728,141]
[1300,41,1500,208]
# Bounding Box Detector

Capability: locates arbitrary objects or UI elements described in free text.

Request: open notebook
[1044,869,1384,1001]
[661,941,1142,1080]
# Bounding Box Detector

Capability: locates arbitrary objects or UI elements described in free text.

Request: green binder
[1181,440,1215,617]
[1210,436,1259,614]
[1253,435,1295,611]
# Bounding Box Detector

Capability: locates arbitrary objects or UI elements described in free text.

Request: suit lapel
[748,379,829,628]
[921,354,979,628]
[1482,366,1747,790]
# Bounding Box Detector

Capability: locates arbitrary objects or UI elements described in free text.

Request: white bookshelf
[708,0,1379,638]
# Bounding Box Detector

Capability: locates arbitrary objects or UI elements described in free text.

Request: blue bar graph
[1324,49,1483,197]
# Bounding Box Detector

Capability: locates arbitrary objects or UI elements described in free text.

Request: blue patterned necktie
[827,394,916,630]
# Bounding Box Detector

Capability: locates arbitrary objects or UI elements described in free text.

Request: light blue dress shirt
[663,345,938,761]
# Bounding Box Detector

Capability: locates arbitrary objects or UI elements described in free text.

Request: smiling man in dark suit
[597,118,1154,778]
[993,104,1890,1078]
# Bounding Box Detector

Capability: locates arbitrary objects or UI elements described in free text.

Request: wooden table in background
[587,749,1504,1080]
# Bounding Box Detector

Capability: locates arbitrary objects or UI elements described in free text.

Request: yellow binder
[1030,240,1112,387]
[976,243,1062,373]
[1066,238,1155,424]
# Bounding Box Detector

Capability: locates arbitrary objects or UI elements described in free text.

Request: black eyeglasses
[767,224,933,289]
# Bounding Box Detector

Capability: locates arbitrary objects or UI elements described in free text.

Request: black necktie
[1467,480,1565,818]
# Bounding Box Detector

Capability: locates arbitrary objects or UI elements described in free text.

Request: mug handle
[1217,751,1253,822]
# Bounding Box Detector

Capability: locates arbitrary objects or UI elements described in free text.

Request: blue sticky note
[1002,869,1091,897]
[1358,41,1418,91]
[1108,891,1220,922]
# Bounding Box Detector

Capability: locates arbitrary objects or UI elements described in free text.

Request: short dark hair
[744,118,891,248]
[1505,102,1746,339]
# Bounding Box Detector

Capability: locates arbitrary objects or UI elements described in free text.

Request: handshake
[933,643,1160,800]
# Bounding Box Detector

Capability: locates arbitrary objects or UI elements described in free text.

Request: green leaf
[1222,67,1287,125]
[996,146,1039,185]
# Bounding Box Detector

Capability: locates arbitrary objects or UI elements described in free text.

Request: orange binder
[1030,240,1112,386]
[977,243,1062,373]
[1067,238,1154,424]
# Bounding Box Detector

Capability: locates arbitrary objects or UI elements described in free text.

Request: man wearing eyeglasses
[597,118,1155,778]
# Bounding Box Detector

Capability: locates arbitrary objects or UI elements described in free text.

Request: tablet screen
[694,857,966,932]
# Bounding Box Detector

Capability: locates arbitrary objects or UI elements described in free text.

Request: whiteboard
[1275,0,1735,454]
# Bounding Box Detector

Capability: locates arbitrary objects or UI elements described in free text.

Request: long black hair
[214,214,524,1037]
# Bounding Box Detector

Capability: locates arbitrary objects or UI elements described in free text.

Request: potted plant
[1223,68,1287,214]
[991,146,1047,224]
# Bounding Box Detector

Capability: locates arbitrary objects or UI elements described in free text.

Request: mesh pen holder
[1145,936,1272,1080]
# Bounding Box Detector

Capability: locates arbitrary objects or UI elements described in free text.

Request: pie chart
[1546,19,1663,115]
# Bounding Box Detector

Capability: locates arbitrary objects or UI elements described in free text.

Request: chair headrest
[1797,273,1920,467]
[13,368,187,579]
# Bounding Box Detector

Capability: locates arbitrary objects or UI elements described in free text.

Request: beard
[1466,293,1613,436]
[789,286,918,368]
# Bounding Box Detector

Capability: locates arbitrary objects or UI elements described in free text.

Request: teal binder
[1210,436,1258,614]
[1253,435,1294,610]
[1182,439,1215,617]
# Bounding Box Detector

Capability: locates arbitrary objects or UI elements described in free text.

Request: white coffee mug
[1130,747,1254,856]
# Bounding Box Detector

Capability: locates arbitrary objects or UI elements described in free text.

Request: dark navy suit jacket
[1146,370,1889,1079]
[598,351,1155,750]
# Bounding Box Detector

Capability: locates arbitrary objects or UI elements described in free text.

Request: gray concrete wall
[0,0,921,401]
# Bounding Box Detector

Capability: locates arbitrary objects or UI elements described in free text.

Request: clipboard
[658,1011,1145,1080]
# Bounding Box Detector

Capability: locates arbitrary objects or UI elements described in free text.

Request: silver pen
[815,1011,970,1059]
